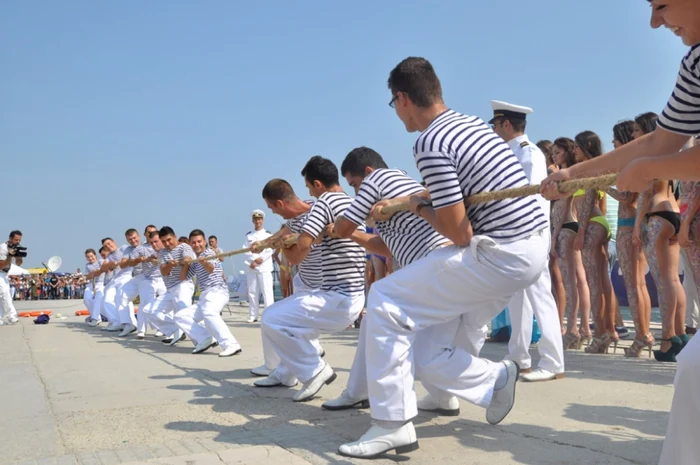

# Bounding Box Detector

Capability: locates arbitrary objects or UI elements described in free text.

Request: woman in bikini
[605,120,654,357]
[538,139,567,333]
[551,137,591,349]
[572,131,617,354]
[632,112,687,362]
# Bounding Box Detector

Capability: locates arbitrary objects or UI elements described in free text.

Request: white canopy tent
[7,264,31,276]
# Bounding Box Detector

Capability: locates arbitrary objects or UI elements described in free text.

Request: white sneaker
[219,345,243,357]
[250,365,273,377]
[293,363,336,402]
[322,389,369,411]
[118,324,137,337]
[486,360,519,425]
[521,368,564,383]
[254,370,298,388]
[192,336,217,354]
[154,331,164,337]
[338,422,419,458]
[7,316,19,325]
[417,393,460,416]
[247,317,257,323]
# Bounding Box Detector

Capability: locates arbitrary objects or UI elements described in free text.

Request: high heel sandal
[578,331,592,350]
[624,334,654,358]
[653,336,682,363]
[562,332,581,350]
[585,333,612,354]
[678,334,690,352]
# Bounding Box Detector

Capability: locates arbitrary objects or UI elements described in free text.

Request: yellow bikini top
[573,189,604,199]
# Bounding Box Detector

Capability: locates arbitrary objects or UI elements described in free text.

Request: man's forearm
[635,148,700,182]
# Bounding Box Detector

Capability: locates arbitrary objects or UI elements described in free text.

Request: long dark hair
[635,112,658,135]
[537,140,553,165]
[575,130,604,159]
[613,120,635,146]
[553,137,577,168]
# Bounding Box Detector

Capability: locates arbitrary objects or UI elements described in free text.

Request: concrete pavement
[0,299,675,465]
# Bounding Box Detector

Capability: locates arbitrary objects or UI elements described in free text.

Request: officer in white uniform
[244,210,274,323]
[0,230,23,325]
[489,100,565,382]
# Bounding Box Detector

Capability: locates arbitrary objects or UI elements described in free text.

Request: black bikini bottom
[646,211,681,235]
[562,221,579,233]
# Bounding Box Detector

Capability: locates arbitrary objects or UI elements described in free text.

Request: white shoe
[417,393,460,416]
[250,364,273,377]
[154,331,164,337]
[254,370,298,388]
[88,319,100,327]
[486,360,519,425]
[247,317,257,323]
[219,345,242,357]
[338,422,419,458]
[322,389,369,411]
[103,323,123,332]
[192,336,217,354]
[8,316,19,325]
[167,329,186,346]
[521,368,564,383]
[293,363,336,402]
[0,320,5,326]
[118,324,137,337]
[136,332,145,339]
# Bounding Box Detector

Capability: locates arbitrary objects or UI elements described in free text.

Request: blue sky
[1,0,688,274]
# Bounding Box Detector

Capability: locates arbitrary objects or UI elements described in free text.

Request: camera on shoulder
[8,243,27,258]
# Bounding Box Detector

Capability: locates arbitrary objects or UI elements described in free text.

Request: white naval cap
[488,100,533,124]
[251,209,265,218]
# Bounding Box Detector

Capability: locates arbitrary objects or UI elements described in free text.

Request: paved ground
[0,299,675,465]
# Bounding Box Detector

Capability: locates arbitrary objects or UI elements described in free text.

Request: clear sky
[1,0,688,274]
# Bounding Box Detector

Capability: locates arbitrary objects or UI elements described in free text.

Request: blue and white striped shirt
[85,260,105,285]
[285,200,323,289]
[130,244,146,277]
[659,44,700,136]
[190,248,227,292]
[302,191,366,295]
[343,168,451,268]
[133,244,161,279]
[415,110,547,241]
[108,245,134,279]
[158,244,196,289]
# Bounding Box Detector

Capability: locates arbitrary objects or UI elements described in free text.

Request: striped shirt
[158,243,196,289]
[342,169,450,268]
[190,248,227,292]
[659,45,700,136]
[85,260,105,285]
[133,244,161,279]
[285,200,323,289]
[129,244,146,277]
[415,110,547,241]
[301,191,366,295]
[107,245,133,279]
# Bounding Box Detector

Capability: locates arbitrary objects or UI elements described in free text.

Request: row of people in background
[9,273,87,301]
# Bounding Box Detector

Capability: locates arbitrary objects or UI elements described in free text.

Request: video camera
[8,243,27,258]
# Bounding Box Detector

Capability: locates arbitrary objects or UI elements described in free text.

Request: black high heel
[653,336,682,362]
[678,334,690,352]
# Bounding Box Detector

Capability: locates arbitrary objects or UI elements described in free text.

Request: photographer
[0,230,24,325]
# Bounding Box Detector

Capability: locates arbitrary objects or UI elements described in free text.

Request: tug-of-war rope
[123,173,616,271]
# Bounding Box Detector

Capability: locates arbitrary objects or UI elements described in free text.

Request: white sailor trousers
[0,272,18,321]
[117,275,143,326]
[85,283,105,321]
[137,277,166,334]
[507,229,565,373]
[658,333,700,465]
[261,289,364,383]
[102,274,132,324]
[364,231,548,421]
[247,271,274,319]
[260,273,323,370]
[189,287,240,349]
[145,281,195,338]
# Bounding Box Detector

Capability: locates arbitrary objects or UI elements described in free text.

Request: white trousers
[0,272,18,321]
[658,333,700,464]
[117,275,143,326]
[680,249,700,328]
[260,274,324,370]
[506,231,565,372]
[187,287,240,350]
[85,283,105,321]
[144,281,207,344]
[137,277,166,334]
[102,275,132,324]
[262,289,364,383]
[364,231,548,421]
[247,271,274,319]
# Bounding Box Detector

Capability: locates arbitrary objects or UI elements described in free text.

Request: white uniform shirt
[506,134,550,224]
[243,229,274,273]
[0,243,12,273]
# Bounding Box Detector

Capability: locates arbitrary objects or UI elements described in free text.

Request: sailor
[489,100,565,382]
[243,210,274,323]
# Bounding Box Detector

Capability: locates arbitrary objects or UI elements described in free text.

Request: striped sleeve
[343,180,380,226]
[302,199,331,239]
[415,150,463,209]
[658,45,700,136]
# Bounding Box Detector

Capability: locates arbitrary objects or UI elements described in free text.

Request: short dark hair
[9,230,22,239]
[189,229,206,240]
[101,237,113,244]
[125,228,138,237]
[340,147,389,178]
[85,248,96,256]
[635,112,659,135]
[144,224,157,233]
[98,246,106,254]
[148,231,159,239]
[158,226,175,238]
[178,236,189,243]
[301,156,339,188]
[387,57,443,108]
[502,117,526,133]
[208,235,218,241]
[262,178,297,202]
